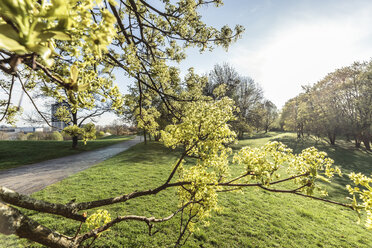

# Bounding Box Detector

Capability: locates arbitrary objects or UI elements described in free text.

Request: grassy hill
[2,132,371,247]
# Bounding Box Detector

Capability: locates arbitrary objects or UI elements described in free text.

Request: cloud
[228,6,372,108]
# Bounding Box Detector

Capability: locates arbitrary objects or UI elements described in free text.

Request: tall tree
[205,63,265,138]
[262,100,278,133]
[280,60,372,149]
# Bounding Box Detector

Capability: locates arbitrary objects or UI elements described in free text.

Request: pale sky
[179,0,372,108]
[5,0,372,126]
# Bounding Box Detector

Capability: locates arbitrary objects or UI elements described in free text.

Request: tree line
[280,60,372,150]
[125,63,278,141]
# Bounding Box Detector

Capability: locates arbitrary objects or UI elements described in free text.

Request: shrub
[48,131,63,141]
[27,132,44,141]
[16,132,27,140]
[0,131,8,140]
[62,132,72,140]
[96,130,105,138]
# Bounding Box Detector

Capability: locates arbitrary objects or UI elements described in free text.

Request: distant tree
[280,60,372,149]
[280,96,305,139]
[262,100,278,133]
[205,63,265,138]
[204,63,240,99]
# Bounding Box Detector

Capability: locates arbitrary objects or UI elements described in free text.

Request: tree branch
[0,186,86,222]
[77,200,197,242]
[0,75,15,122]
[0,202,77,248]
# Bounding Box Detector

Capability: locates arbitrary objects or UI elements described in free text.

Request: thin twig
[0,75,15,122]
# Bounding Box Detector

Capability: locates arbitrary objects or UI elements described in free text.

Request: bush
[0,131,8,140]
[48,131,63,141]
[16,132,27,140]
[25,132,64,141]
[96,130,105,139]
[62,132,72,140]
[27,132,44,141]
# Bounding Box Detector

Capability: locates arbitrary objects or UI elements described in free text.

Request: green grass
[270,133,372,203]
[0,135,134,171]
[1,133,372,247]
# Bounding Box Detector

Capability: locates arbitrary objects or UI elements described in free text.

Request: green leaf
[36,32,55,42]
[44,0,69,18]
[28,45,53,66]
[70,65,79,84]
[47,31,71,41]
[316,175,331,183]
[34,22,49,32]
[0,24,27,53]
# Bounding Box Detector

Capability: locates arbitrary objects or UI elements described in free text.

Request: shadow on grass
[114,142,180,165]
[271,135,371,174]
[271,135,372,202]
[99,135,133,140]
[241,131,283,140]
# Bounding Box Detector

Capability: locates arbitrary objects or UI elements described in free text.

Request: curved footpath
[0,136,142,194]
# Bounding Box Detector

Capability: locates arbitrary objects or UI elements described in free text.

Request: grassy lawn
[0,135,134,171]
[2,132,372,247]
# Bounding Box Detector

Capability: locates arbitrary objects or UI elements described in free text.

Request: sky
[5,0,372,126]
[178,0,372,109]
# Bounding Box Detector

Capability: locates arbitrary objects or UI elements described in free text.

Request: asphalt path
[0,136,142,194]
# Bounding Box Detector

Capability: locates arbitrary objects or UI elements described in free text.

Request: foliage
[82,123,97,145]
[62,122,97,145]
[86,209,112,236]
[26,131,65,141]
[0,0,122,145]
[49,131,64,141]
[96,131,105,139]
[16,132,27,141]
[204,63,277,137]
[0,0,72,65]
[347,173,372,229]
[26,132,44,141]
[0,0,115,66]
[280,61,372,149]
[0,131,9,140]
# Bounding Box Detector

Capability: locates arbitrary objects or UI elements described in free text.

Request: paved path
[0,136,142,194]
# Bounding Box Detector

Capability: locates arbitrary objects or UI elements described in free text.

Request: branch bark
[0,186,86,222]
[0,202,77,248]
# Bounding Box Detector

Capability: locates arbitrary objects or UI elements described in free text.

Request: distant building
[19,127,44,133]
[51,102,70,130]
[0,126,20,133]
[0,126,45,134]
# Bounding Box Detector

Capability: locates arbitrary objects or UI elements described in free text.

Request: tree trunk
[362,137,371,151]
[238,131,244,140]
[354,138,361,148]
[72,112,78,149]
[72,136,78,149]
[297,123,304,139]
[300,123,304,138]
[143,130,147,145]
[328,132,336,145]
